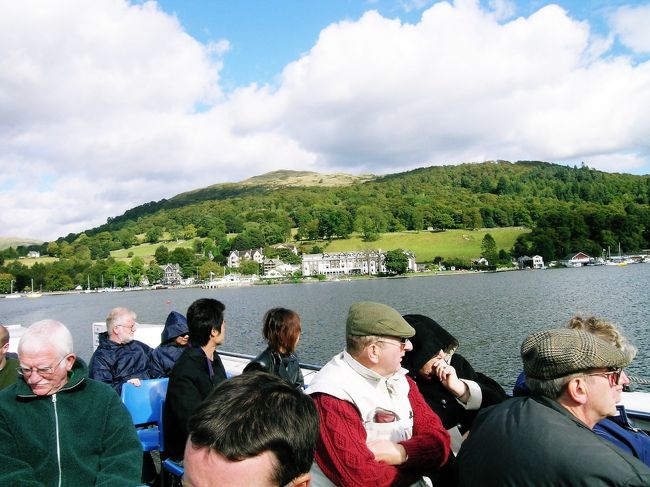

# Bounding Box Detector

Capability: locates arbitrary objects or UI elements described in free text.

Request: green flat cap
[346,302,415,338]
[521,328,632,380]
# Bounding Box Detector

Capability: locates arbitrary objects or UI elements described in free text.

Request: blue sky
[1,0,650,240]
[154,0,649,87]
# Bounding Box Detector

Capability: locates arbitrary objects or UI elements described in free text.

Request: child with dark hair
[244,307,304,389]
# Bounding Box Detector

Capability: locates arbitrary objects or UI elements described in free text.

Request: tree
[146,227,162,244]
[239,260,260,275]
[481,233,498,264]
[146,263,164,285]
[154,245,170,265]
[384,249,409,275]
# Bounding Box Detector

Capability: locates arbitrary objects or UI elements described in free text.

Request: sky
[1,0,650,241]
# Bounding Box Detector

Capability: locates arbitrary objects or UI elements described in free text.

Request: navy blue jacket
[594,413,650,467]
[149,311,189,378]
[88,332,152,395]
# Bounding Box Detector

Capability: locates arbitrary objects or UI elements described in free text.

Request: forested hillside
[2,160,649,292]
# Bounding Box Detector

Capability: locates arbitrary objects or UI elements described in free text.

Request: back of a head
[188,371,319,486]
[262,308,301,354]
[187,298,225,347]
[18,320,73,357]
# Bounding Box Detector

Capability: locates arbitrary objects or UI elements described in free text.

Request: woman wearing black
[402,314,507,450]
[244,307,304,389]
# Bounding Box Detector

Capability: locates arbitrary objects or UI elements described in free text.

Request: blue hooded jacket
[149,311,189,378]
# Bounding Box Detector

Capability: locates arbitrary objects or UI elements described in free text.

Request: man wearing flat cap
[457,328,650,486]
[306,302,450,487]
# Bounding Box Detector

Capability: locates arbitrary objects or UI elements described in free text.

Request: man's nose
[403,339,413,352]
[620,370,631,386]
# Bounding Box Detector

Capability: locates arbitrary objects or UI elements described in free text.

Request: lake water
[2,264,649,391]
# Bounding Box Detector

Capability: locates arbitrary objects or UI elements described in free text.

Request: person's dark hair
[188,371,319,486]
[262,308,301,354]
[187,298,225,347]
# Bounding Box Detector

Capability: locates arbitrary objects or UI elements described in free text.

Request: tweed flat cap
[346,302,415,338]
[521,328,631,380]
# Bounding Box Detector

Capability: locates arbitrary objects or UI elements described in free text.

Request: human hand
[127,378,142,387]
[435,361,466,399]
[366,439,407,465]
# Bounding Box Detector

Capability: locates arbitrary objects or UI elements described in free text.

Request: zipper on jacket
[52,393,62,487]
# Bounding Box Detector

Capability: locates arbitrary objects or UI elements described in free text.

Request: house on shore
[517,255,545,269]
[227,248,264,268]
[161,263,182,285]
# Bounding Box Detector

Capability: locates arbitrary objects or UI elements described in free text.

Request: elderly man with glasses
[457,328,650,486]
[89,307,152,394]
[0,319,141,485]
[306,301,450,487]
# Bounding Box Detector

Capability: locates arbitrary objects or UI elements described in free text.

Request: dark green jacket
[457,395,650,486]
[0,359,142,486]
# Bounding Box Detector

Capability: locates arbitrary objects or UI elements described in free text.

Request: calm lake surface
[2,264,649,391]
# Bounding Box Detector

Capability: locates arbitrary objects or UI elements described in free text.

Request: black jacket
[402,314,506,433]
[457,396,650,486]
[243,347,304,389]
[163,346,227,460]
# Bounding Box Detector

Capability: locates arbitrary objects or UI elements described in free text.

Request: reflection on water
[2,264,648,390]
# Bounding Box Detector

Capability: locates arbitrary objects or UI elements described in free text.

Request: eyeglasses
[585,368,623,386]
[17,355,69,378]
[376,337,410,351]
[116,322,137,330]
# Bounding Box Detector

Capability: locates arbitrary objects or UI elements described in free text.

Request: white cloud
[608,4,650,53]
[1,0,649,241]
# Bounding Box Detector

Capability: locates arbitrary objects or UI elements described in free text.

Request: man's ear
[564,377,589,405]
[289,472,311,487]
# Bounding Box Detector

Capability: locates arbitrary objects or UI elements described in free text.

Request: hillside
[0,237,43,250]
[3,160,650,292]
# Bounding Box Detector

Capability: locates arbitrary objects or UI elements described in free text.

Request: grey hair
[526,371,590,399]
[346,335,382,356]
[18,320,74,357]
[106,307,136,335]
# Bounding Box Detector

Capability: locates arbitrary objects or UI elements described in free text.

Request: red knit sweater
[312,375,451,487]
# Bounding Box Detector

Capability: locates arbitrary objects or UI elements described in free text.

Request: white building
[302,250,416,277]
[227,248,264,268]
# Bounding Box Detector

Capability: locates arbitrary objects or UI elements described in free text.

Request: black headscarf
[402,314,459,374]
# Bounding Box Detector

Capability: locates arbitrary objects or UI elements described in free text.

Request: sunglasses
[585,368,623,386]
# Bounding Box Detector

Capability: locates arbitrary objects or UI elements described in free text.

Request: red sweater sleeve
[399,376,451,474]
[312,378,450,487]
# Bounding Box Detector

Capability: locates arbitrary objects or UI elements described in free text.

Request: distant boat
[5,280,21,299]
[26,278,42,298]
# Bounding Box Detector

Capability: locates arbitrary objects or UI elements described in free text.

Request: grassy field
[110,240,193,262]
[4,256,58,268]
[7,227,530,267]
[321,227,529,262]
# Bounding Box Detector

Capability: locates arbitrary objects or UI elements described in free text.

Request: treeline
[1,160,649,291]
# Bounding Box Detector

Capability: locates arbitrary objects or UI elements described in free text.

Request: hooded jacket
[402,314,506,433]
[0,359,142,486]
[149,311,189,378]
[89,332,152,395]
